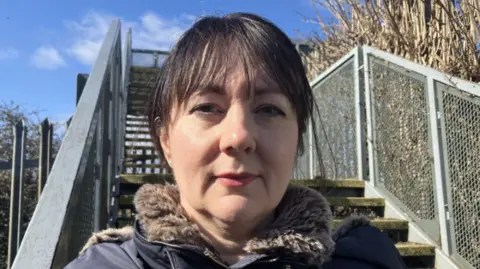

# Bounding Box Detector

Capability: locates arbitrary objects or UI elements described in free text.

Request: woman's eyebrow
[254,86,282,96]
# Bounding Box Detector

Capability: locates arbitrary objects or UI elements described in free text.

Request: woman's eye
[256,105,286,117]
[189,103,223,114]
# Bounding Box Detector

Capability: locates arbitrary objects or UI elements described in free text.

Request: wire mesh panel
[439,84,480,269]
[65,140,97,258]
[293,129,311,179]
[368,57,438,238]
[312,60,357,179]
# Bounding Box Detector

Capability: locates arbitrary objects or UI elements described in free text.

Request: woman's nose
[218,105,256,155]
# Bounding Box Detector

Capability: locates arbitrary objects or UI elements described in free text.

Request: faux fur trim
[81,183,335,265]
[80,226,133,254]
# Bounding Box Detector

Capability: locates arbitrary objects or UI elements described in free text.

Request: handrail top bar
[363,46,480,97]
[10,19,122,269]
[309,47,359,88]
[132,48,170,55]
[309,46,480,98]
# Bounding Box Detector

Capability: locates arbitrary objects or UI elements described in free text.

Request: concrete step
[129,66,161,87]
[125,128,150,134]
[333,218,409,242]
[125,137,152,142]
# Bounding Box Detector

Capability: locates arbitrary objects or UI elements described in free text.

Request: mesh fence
[440,86,480,268]
[293,130,311,179]
[67,145,97,258]
[51,139,98,267]
[369,58,437,223]
[312,60,357,179]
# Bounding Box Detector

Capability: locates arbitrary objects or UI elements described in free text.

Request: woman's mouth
[214,172,257,187]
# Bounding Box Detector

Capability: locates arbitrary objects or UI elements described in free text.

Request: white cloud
[64,11,196,65]
[30,46,66,70]
[0,48,19,60]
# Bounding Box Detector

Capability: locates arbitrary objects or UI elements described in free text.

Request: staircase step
[294,178,364,197]
[327,197,384,207]
[125,137,152,142]
[329,197,384,218]
[396,242,435,257]
[124,144,155,149]
[123,163,167,170]
[125,154,158,163]
[333,218,409,243]
[332,218,408,230]
[293,179,364,188]
[131,66,162,74]
[125,126,150,134]
[120,174,173,184]
[128,106,148,114]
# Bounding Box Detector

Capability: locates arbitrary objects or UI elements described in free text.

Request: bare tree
[303,0,480,81]
[0,101,63,269]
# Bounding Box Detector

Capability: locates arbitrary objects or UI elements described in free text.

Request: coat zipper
[203,249,230,269]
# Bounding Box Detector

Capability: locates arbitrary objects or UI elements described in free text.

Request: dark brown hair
[148,12,324,178]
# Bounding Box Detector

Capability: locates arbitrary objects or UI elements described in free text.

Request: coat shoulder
[64,240,141,269]
[323,216,408,269]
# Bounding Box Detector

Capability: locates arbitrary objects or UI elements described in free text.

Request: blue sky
[0,0,325,125]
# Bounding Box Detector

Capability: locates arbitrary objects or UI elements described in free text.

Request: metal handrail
[11,19,123,269]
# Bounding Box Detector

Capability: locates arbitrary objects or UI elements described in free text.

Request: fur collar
[81,183,335,265]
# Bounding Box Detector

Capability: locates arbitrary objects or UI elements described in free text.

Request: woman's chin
[211,195,261,223]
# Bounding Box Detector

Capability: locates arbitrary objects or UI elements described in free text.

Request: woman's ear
[159,127,172,166]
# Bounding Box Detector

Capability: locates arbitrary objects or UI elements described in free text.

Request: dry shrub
[304,0,480,81]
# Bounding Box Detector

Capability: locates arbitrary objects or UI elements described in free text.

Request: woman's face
[160,66,299,226]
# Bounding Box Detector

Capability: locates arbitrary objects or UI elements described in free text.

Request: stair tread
[395,242,435,256]
[131,66,162,73]
[332,218,408,230]
[327,197,384,207]
[294,179,364,188]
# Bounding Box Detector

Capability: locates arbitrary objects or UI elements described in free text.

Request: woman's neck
[181,201,274,264]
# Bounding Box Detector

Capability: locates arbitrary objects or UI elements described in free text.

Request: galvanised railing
[304,46,480,269]
[10,20,126,269]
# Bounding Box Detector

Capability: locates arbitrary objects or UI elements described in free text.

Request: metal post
[47,123,53,173]
[102,57,112,229]
[363,48,377,186]
[17,122,26,245]
[8,121,25,268]
[38,119,49,199]
[354,47,367,181]
[426,77,451,254]
[94,108,103,232]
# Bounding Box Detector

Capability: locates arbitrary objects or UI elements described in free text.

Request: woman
[66,12,406,269]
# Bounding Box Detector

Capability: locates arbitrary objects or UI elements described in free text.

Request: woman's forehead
[191,67,282,98]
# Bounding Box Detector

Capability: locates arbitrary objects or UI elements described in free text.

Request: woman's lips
[215,172,257,187]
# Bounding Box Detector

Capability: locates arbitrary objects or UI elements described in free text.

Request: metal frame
[436,82,479,269]
[11,20,123,269]
[362,46,479,269]
[365,53,441,242]
[131,48,168,68]
[309,47,366,180]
